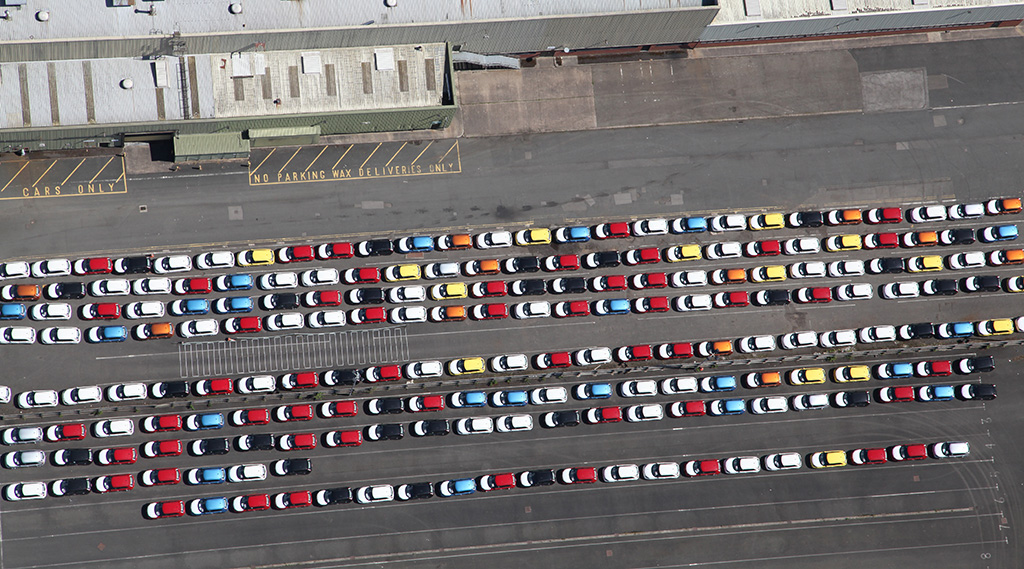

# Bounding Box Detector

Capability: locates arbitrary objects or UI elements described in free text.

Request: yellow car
[749,265,786,283]
[429,282,467,301]
[382,264,421,282]
[810,450,847,468]
[907,255,943,273]
[976,318,1013,336]
[824,234,862,252]
[236,249,274,266]
[787,367,825,385]
[664,244,702,262]
[447,356,484,376]
[748,213,785,231]
[832,365,870,382]
[514,228,551,246]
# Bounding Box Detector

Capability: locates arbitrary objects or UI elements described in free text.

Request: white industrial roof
[712,0,1020,23]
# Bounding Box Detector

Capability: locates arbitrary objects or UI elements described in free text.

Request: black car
[398,482,434,500]
[788,211,824,228]
[51,477,91,496]
[367,423,404,441]
[541,410,580,428]
[549,277,586,294]
[832,390,870,408]
[313,487,352,506]
[345,288,384,305]
[46,282,86,300]
[412,419,450,437]
[367,397,404,415]
[53,448,93,466]
[509,279,546,296]
[939,228,975,246]
[322,368,362,386]
[503,256,540,274]
[753,289,790,306]
[236,433,275,452]
[190,438,229,456]
[273,458,312,476]
[114,255,153,274]
[898,322,935,340]
[518,469,556,487]
[582,251,621,269]
[260,293,299,310]
[958,383,997,401]
[867,257,904,274]
[956,356,995,374]
[150,380,189,398]
[961,275,1000,293]
[357,239,394,257]
[922,279,958,296]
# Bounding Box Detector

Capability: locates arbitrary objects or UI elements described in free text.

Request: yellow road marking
[411,141,433,165]
[251,148,275,173]
[31,160,59,187]
[88,156,116,184]
[331,145,353,170]
[359,143,382,170]
[438,141,458,163]
[0,162,29,193]
[305,146,328,171]
[383,142,407,168]
[278,148,301,174]
[60,159,87,186]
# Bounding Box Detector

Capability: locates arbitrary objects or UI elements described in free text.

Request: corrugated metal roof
[248,126,320,138]
[173,132,250,155]
[712,0,1022,23]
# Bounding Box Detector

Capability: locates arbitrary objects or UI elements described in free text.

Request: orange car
[0,284,40,301]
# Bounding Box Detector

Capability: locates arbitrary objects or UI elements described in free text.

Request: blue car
[185,413,224,431]
[215,274,253,292]
[0,304,26,320]
[490,390,528,407]
[87,325,127,343]
[213,296,253,314]
[918,385,955,401]
[875,362,913,379]
[709,399,745,416]
[188,496,228,515]
[438,478,476,497]
[700,376,737,393]
[937,321,973,339]
[573,383,612,400]
[594,298,630,316]
[187,467,226,485]
[395,236,434,253]
[671,217,708,233]
[555,226,591,243]
[979,224,1018,243]
[450,391,486,408]
[170,298,209,316]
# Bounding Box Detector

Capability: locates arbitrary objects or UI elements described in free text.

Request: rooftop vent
[120,78,134,90]
[229,3,242,14]
[35,10,49,21]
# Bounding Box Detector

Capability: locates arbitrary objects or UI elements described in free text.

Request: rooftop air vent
[120,78,134,90]
[35,10,49,21]
[229,3,242,14]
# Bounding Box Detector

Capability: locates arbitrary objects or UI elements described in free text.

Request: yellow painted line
[277,148,302,174]
[60,159,87,186]
[305,146,328,171]
[358,143,382,170]
[88,156,116,184]
[0,161,30,193]
[30,160,59,187]
[331,145,353,170]
[438,141,458,163]
[383,142,407,168]
[251,148,275,173]
[411,141,433,165]
[121,156,128,191]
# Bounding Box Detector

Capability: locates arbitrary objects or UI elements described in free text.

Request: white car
[495,414,534,433]
[195,251,235,270]
[1,426,43,445]
[931,441,970,458]
[258,272,298,290]
[779,331,818,350]
[355,484,395,504]
[16,390,58,409]
[947,251,986,270]
[632,218,668,236]
[0,327,35,344]
[31,259,72,278]
[737,335,775,353]
[705,242,742,260]
[791,393,830,411]
[764,452,802,470]
[405,360,443,379]
[29,303,72,320]
[474,231,513,249]
[4,481,47,501]
[660,377,698,395]
[40,327,82,345]
[89,279,131,296]
[908,205,948,223]
[820,329,856,348]
[107,383,147,402]
[0,262,30,280]
[788,261,826,279]
[152,255,192,274]
[828,260,865,277]
[835,283,873,301]
[674,294,712,311]
[529,387,567,405]
[227,464,267,483]
[619,380,657,397]
[782,237,820,255]
[2,450,45,469]
[601,464,640,482]
[511,301,550,319]
[722,456,761,474]
[881,282,919,299]
[453,417,494,435]
[423,262,460,280]
[389,306,427,324]
[625,404,664,422]
[669,270,707,287]
[387,286,426,303]
[307,310,346,328]
[641,462,681,480]
[750,396,788,414]
[60,386,103,406]
[178,319,219,337]
[265,313,304,331]
[300,268,340,287]
[709,214,746,232]
[574,347,613,366]
[131,277,172,295]
[124,301,166,319]
[949,203,984,219]
[858,325,897,343]
[237,375,275,394]
[92,419,134,438]
[491,354,529,373]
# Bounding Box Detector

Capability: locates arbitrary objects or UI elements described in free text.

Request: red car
[140,468,180,487]
[281,372,318,390]
[142,440,183,458]
[630,272,667,290]
[478,472,516,491]
[174,278,212,295]
[713,291,749,308]
[616,344,653,362]
[864,232,899,249]
[470,281,507,298]
[365,364,402,382]
[625,247,660,265]
[95,473,135,493]
[877,386,915,403]
[142,414,182,433]
[890,443,928,461]
[590,275,627,292]
[559,467,598,484]
[320,400,358,418]
[303,290,342,307]
[343,267,380,285]
[350,306,387,324]
[865,207,903,224]
[45,423,86,442]
[325,429,363,447]
[915,360,952,377]
[632,296,669,313]
[96,447,137,466]
[146,500,185,519]
[795,287,832,304]
[74,257,112,275]
[273,491,312,509]
[586,406,623,424]
[553,300,590,318]
[543,255,580,272]
[851,448,888,465]
[231,409,270,426]
[593,222,631,239]
[668,400,706,417]
[83,303,120,320]
[471,303,508,320]
[684,459,721,476]
[232,494,271,512]
[277,433,317,451]
[318,242,354,260]
[535,352,572,369]
[275,404,314,422]
[745,240,781,257]
[278,245,315,263]
[194,377,233,396]
[656,343,693,359]
[225,316,262,334]
[408,395,445,412]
